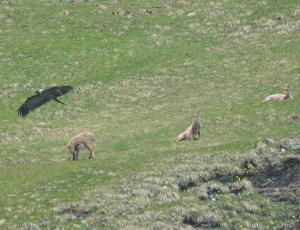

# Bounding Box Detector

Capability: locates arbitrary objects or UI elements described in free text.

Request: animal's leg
[72,152,76,160]
[198,130,201,138]
[176,135,182,143]
[85,143,95,159]
[75,149,80,160]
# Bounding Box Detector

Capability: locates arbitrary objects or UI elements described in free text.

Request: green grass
[0,0,300,229]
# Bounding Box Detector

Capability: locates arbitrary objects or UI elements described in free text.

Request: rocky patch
[279,137,300,153]
[49,137,299,228]
[252,156,300,204]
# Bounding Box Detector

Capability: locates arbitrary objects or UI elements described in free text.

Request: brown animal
[176,111,201,142]
[263,84,293,102]
[67,132,95,160]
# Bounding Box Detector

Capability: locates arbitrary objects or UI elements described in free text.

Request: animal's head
[66,143,75,155]
[283,84,290,90]
[192,111,200,121]
[283,84,292,95]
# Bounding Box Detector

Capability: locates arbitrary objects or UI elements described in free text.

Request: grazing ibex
[67,132,95,160]
[263,84,293,102]
[176,111,201,143]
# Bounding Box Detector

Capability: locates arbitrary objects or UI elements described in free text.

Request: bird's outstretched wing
[18,85,73,118]
[18,94,50,118]
[43,85,73,99]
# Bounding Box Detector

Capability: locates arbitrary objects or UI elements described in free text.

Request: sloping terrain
[0,0,300,229]
[252,138,300,204]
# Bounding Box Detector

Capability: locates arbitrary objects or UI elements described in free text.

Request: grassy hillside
[0,0,299,229]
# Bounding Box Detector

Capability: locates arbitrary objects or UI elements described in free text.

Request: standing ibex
[176,111,201,142]
[67,132,95,160]
[263,84,293,102]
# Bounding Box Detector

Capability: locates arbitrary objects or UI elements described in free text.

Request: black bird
[18,85,73,118]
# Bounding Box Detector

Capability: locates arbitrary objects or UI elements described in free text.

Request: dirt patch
[252,157,300,204]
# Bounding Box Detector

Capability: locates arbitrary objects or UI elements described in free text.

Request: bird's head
[35,89,44,95]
